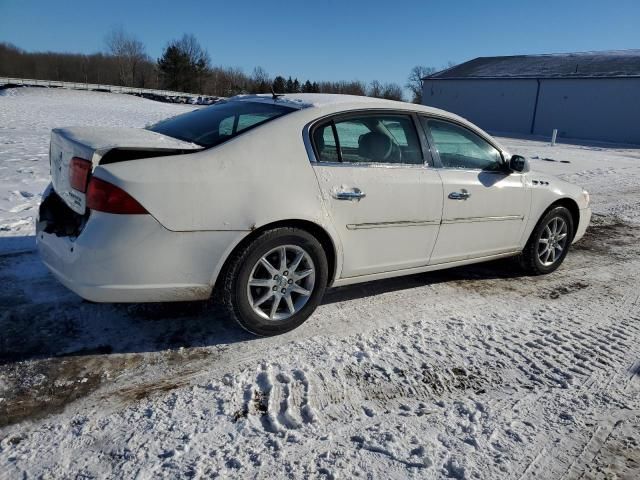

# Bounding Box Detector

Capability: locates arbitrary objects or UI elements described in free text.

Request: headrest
[358,132,393,161]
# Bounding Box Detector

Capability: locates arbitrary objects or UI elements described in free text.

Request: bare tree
[381,82,404,101]
[368,80,403,101]
[368,80,382,98]
[406,65,436,104]
[105,27,148,87]
[251,66,271,93]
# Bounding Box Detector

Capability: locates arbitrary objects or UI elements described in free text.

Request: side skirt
[331,250,521,287]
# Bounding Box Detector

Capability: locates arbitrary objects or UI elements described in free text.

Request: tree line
[0,28,448,102]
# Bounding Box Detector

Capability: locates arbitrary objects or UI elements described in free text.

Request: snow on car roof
[228,93,407,110]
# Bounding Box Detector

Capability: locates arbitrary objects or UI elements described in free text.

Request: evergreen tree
[285,76,294,93]
[272,75,286,93]
[157,45,192,91]
[293,78,300,93]
[302,80,313,93]
[157,34,210,92]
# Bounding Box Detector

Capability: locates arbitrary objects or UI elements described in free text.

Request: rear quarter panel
[93,110,329,233]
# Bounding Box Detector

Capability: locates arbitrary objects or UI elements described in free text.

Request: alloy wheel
[538,217,568,266]
[246,245,316,321]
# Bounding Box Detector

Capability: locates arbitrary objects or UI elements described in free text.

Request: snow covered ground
[1,88,639,479]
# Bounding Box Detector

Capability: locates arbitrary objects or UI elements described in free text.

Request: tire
[218,227,328,336]
[521,205,574,275]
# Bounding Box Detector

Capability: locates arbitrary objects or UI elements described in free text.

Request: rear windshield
[148,101,296,148]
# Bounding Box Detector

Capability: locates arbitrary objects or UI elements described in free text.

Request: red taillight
[69,157,92,192]
[86,177,148,214]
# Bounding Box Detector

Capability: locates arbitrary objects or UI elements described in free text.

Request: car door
[311,112,443,278]
[420,117,530,264]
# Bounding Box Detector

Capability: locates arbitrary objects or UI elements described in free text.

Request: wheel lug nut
[273,275,279,280]
[288,279,293,284]
[283,271,289,276]
[272,286,277,291]
[281,288,286,294]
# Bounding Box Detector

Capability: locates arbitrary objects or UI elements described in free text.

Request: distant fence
[0,77,203,99]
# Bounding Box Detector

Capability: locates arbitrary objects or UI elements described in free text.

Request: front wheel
[218,227,328,336]
[521,206,574,275]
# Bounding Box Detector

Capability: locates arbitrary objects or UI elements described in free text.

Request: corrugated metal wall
[422,77,640,144]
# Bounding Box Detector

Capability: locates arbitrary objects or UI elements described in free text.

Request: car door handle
[333,188,366,200]
[448,191,471,200]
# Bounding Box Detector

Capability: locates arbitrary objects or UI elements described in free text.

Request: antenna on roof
[271,87,285,100]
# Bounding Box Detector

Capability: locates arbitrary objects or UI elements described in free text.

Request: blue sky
[2,0,639,89]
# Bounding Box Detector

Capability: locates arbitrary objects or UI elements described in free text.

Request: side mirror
[508,154,529,173]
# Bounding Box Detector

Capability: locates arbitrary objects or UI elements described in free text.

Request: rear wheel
[218,228,328,336]
[521,206,574,275]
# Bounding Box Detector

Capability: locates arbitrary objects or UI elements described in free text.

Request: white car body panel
[313,164,443,277]
[93,114,328,233]
[36,94,592,303]
[37,210,243,302]
[50,127,201,214]
[519,171,591,244]
[431,170,530,264]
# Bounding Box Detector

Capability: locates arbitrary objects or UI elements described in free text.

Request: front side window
[422,118,503,171]
[149,101,296,148]
[313,114,423,165]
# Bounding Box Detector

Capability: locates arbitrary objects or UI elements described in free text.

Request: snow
[1,88,639,479]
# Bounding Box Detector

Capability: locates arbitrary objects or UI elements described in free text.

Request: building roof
[425,50,640,80]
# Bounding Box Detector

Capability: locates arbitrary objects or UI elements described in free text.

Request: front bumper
[572,207,591,244]
[37,208,245,303]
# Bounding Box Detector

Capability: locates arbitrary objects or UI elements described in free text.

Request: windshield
[148,101,296,148]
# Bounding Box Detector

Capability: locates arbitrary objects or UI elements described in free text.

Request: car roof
[226,93,507,153]
[227,93,439,113]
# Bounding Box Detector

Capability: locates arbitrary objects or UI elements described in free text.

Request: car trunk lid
[50,127,202,214]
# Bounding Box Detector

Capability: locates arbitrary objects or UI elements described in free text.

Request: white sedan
[37,94,591,335]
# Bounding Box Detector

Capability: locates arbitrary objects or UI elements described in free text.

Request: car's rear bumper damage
[36,186,244,303]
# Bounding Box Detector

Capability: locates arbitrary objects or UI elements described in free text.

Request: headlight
[582,189,590,207]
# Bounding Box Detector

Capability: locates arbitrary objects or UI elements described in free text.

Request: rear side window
[422,118,503,171]
[313,114,423,165]
[312,123,340,163]
[149,101,296,148]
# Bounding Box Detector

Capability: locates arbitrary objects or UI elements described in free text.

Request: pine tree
[157,45,192,91]
[285,76,294,93]
[157,34,210,92]
[272,75,286,93]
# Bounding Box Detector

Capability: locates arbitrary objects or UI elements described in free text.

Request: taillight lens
[86,177,148,214]
[69,157,92,192]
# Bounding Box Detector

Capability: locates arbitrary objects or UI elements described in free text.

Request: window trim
[418,114,507,173]
[307,109,433,168]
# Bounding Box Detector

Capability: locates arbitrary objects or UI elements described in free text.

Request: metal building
[422,50,640,144]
